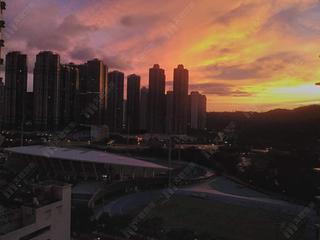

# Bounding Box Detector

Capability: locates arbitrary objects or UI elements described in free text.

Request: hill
[207,105,320,148]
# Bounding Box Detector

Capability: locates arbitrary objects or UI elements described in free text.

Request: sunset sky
[3,0,320,111]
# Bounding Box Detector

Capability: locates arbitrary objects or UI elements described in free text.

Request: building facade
[24,92,33,128]
[33,51,60,130]
[0,79,4,129]
[173,64,189,134]
[139,87,148,132]
[3,52,28,129]
[190,91,207,130]
[0,0,5,65]
[0,182,71,240]
[148,64,166,133]
[0,1,5,129]
[126,74,140,134]
[77,59,107,125]
[60,63,79,126]
[107,70,124,133]
[165,91,174,134]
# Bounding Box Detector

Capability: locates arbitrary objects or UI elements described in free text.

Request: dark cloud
[25,14,99,52]
[214,3,256,25]
[120,14,161,27]
[8,1,100,53]
[70,47,97,62]
[189,82,252,97]
[102,55,133,71]
[58,15,99,36]
[204,51,306,81]
[262,4,320,37]
[231,90,253,97]
[69,46,133,70]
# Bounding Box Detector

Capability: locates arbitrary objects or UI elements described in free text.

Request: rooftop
[5,145,169,170]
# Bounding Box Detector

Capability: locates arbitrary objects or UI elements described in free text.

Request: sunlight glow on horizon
[4,0,320,112]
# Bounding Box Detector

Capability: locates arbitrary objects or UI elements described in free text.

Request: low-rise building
[0,182,71,240]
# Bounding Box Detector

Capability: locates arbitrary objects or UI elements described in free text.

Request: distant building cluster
[0,50,207,135]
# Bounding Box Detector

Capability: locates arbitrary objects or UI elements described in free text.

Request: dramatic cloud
[204,51,307,81]
[3,0,320,111]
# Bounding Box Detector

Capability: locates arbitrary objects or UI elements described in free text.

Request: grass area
[150,196,307,240]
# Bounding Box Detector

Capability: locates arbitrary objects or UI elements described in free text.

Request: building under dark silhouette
[107,70,124,133]
[33,51,60,130]
[139,87,148,132]
[123,99,127,130]
[0,0,5,65]
[173,64,189,134]
[25,92,34,127]
[4,51,27,129]
[126,74,140,134]
[60,63,79,126]
[77,59,107,125]
[0,1,5,129]
[190,91,207,130]
[148,64,166,133]
[0,79,4,129]
[165,91,174,134]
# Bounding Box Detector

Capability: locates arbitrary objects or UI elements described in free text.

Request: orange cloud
[4,0,320,111]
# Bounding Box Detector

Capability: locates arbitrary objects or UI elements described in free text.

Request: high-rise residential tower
[0,79,4,128]
[148,64,166,133]
[77,59,107,125]
[139,87,148,132]
[60,63,79,126]
[165,91,174,134]
[0,0,5,65]
[4,51,28,128]
[173,64,189,134]
[0,1,5,129]
[126,74,140,134]
[33,51,60,130]
[190,91,207,130]
[106,70,124,133]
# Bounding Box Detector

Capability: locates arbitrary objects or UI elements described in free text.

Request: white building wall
[0,184,71,240]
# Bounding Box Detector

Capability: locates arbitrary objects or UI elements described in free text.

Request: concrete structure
[139,87,148,132]
[126,74,140,134]
[173,64,189,134]
[3,52,27,129]
[148,64,166,133]
[77,59,107,125]
[106,71,124,133]
[33,51,60,130]
[60,63,79,126]
[190,91,207,130]
[165,91,174,134]
[5,145,169,181]
[0,182,71,240]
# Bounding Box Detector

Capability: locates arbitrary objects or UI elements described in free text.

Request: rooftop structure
[5,145,169,170]
[0,181,71,240]
[4,145,170,183]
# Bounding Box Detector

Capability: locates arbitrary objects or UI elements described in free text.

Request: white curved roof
[5,145,169,170]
